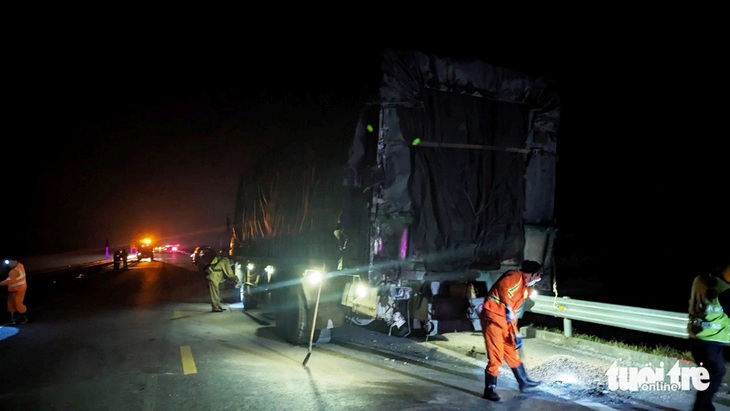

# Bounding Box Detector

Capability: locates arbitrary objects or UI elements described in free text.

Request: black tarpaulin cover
[348,49,560,274]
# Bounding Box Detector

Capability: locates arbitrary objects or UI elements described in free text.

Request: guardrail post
[563,297,572,337]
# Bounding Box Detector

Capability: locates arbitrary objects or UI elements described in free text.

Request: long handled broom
[302,278,323,367]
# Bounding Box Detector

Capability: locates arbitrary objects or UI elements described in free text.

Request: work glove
[234,281,243,289]
[505,306,515,323]
[515,332,523,349]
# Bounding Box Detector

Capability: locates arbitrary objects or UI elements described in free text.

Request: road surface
[0,250,727,410]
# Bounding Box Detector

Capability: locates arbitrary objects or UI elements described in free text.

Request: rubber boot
[8,312,16,325]
[512,364,540,392]
[483,371,501,401]
[19,313,28,324]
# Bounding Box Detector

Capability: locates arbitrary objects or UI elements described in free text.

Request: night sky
[4,22,727,299]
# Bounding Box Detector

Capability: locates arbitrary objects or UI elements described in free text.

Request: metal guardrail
[526,295,690,339]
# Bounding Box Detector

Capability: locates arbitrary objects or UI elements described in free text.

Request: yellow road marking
[180,345,197,375]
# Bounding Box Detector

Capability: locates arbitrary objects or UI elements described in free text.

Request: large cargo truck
[231,49,560,344]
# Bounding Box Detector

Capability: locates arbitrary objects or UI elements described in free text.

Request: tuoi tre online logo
[606,361,709,392]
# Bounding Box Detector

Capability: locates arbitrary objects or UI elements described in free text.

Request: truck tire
[274,285,319,345]
[243,286,258,309]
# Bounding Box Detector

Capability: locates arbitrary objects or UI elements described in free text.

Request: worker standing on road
[205,252,241,312]
[121,248,128,269]
[0,258,28,325]
[687,261,730,411]
[479,260,542,401]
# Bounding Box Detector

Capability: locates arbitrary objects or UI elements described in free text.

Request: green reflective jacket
[688,275,730,343]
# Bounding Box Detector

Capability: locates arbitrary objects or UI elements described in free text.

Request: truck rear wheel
[243,285,259,309]
[274,285,319,345]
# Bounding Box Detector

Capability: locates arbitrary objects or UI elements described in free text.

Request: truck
[131,236,156,262]
[230,48,560,345]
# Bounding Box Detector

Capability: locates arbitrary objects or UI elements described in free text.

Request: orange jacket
[0,262,27,292]
[482,270,529,329]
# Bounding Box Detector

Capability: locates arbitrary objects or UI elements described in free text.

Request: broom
[302,277,323,367]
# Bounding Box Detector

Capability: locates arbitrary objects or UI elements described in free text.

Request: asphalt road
[1,251,728,410]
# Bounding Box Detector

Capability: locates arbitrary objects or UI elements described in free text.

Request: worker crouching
[479,260,543,401]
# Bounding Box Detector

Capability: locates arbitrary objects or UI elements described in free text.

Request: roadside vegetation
[531,324,693,361]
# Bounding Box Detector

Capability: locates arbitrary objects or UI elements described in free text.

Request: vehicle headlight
[304,269,323,285]
[355,282,369,298]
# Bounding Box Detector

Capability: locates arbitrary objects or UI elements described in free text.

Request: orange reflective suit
[480,269,529,377]
[0,262,28,316]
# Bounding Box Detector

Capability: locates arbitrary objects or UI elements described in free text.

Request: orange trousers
[7,288,27,314]
[481,316,522,376]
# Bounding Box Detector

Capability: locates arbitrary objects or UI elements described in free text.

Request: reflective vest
[4,263,27,291]
[691,297,730,343]
[482,270,528,327]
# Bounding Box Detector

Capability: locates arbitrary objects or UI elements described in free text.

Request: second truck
[229,48,560,344]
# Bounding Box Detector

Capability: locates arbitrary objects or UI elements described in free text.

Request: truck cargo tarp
[347,49,560,273]
[235,134,352,268]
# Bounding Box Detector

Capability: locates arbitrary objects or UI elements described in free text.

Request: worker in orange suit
[0,258,28,325]
[479,260,543,401]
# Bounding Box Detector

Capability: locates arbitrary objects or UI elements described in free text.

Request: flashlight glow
[555,373,579,384]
